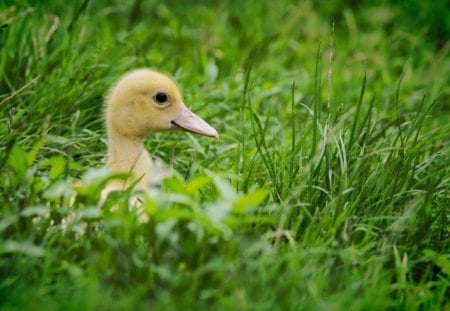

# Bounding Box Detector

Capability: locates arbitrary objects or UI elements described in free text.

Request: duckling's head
[106,69,218,139]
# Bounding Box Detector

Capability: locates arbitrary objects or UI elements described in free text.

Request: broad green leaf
[7,143,28,177]
[212,174,237,201]
[0,241,45,257]
[75,167,125,200]
[233,188,269,214]
[49,155,67,178]
[434,254,450,277]
[46,134,69,145]
[424,249,450,277]
[26,137,47,165]
[164,175,187,194]
[44,180,73,200]
[0,215,18,232]
[206,58,219,82]
[21,205,50,217]
[205,201,233,224]
[186,175,211,194]
[143,196,157,215]
[77,206,102,219]
[81,167,113,186]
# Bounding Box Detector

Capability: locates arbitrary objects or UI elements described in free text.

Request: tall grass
[1,0,449,309]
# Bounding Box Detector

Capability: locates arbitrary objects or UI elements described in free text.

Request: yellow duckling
[103,68,218,194]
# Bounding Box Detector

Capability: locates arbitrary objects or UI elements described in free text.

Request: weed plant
[0,1,449,309]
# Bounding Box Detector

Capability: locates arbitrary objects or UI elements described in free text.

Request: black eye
[154,92,168,104]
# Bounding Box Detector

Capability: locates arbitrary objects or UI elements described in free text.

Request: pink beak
[170,103,219,138]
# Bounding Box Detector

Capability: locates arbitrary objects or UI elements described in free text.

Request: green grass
[1,0,449,310]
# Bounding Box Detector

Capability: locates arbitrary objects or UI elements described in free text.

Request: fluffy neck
[106,129,153,190]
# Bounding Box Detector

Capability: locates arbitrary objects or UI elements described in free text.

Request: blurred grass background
[0,0,449,310]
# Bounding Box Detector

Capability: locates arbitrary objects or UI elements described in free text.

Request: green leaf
[21,205,50,217]
[75,167,126,201]
[233,188,269,214]
[49,155,67,178]
[77,206,102,219]
[0,241,45,257]
[164,175,187,194]
[424,249,450,277]
[44,180,73,200]
[205,201,233,224]
[0,216,18,232]
[186,175,211,194]
[212,174,237,201]
[206,58,219,82]
[26,137,47,165]
[7,143,28,177]
[46,134,69,145]
[81,167,113,186]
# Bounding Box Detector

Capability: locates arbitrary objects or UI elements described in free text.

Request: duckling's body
[103,69,218,193]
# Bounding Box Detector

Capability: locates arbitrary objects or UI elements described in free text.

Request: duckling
[103,69,218,194]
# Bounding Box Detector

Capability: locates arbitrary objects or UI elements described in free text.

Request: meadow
[0,0,449,309]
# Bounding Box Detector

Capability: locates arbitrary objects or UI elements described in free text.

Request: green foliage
[0,0,449,309]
